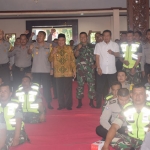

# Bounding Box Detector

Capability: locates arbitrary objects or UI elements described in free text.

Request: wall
[0,16,128,39]
[0,0,127,11]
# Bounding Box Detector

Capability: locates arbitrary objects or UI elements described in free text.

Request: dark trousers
[116,59,123,72]
[13,66,31,93]
[33,73,52,105]
[51,75,57,98]
[56,77,72,108]
[96,125,126,139]
[96,73,117,107]
[0,63,10,84]
[143,63,150,84]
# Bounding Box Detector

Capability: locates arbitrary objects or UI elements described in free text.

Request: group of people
[0,27,150,149]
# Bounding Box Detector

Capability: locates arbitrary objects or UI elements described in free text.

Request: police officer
[75,32,96,108]
[96,84,130,139]
[0,30,11,85]
[120,30,142,84]
[28,31,53,109]
[102,84,150,150]
[9,34,32,93]
[16,76,45,124]
[0,84,28,150]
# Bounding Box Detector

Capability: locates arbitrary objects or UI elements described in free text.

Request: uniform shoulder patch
[109,99,117,104]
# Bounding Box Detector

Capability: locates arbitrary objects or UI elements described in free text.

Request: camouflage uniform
[23,112,40,124]
[123,67,141,84]
[76,43,95,100]
[2,130,28,150]
[111,132,142,150]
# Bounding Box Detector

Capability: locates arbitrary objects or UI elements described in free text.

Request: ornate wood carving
[127,0,149,39]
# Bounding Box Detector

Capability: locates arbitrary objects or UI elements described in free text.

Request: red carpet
[11,82,114,150]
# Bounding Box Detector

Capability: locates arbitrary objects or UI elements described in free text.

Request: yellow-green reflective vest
[121,42,140,69]
[16,89,39,113]
[123,102,150,141]
[18,83,40,91]
[0,99,24,131]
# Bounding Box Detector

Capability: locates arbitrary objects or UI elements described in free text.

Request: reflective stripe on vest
[121,43,139,69]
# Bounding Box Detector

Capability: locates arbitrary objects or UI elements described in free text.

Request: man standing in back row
[75,32,96,108]
[28,31,54,109]
[49,34,76,110]
[0,30,11,84]
[94,30,119,108]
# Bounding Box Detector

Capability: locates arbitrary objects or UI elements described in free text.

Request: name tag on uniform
[8,108,15,115]
[142,114,149,123]
[126,114,134,121]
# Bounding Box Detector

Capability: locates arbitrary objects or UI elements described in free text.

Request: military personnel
[96,87,130,140]
[102,84,150,150]
[49,33,76,110]
[9,34,32,93]
[141,29,150,84]
[0,30,11,85]
[134,31,142,44]
[28,31,54,109]
[16,76,45,124]
[0,84,28,150]
[75,32,96,108]
[120,30,142,85]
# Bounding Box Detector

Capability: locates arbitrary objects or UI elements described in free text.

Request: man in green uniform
[75,32,95,108]
[120,31,142,84]
[0,84,28,150]
[102,84,150,150]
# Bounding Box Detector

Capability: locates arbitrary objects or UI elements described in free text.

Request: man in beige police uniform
[9,34,32,92]
[28,31,54,109]
[0,30,11,84]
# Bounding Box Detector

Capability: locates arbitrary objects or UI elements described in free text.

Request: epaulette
[105,93,113,101]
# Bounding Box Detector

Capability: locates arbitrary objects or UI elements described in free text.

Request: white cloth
[94,40,119,74]
[141,132,150,150]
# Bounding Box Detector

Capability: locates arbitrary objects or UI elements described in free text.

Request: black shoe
[76,99,82,108]
[48,105,54,109]
[57,107,63,110]
[89,99,95,108]
[66,107,72,110]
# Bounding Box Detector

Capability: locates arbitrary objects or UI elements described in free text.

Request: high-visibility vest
[121,42,140,69]
[0,99,24,131]
[18,83,40,92]
[16,89,39,113]
[123,102,150,141]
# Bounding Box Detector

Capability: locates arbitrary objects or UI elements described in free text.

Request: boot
[76,99,82,108]
[89,99,95,108]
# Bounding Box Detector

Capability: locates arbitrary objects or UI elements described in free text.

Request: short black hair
[70,40,74,42]
[80,32,87,37]
[127,30,134,35]
[134,31,142,37]
[121,32,127,35]
[20,34,27,39]
[22,76,31,82]
[103,30,112,36]
[95,32,101,36]
[146,29,150,35]
[16,37,20,40]
[117,70,127,76]
[38,31,46,37]
[118,88,129,97]
[133,83,145,90]
[0,83,12,91]
[111,81,122,88]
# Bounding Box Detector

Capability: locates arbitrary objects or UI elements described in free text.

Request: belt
[15,66,31,71]
[0,62,9,67]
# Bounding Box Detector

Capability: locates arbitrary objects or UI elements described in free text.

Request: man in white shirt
[94,30,120,108]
